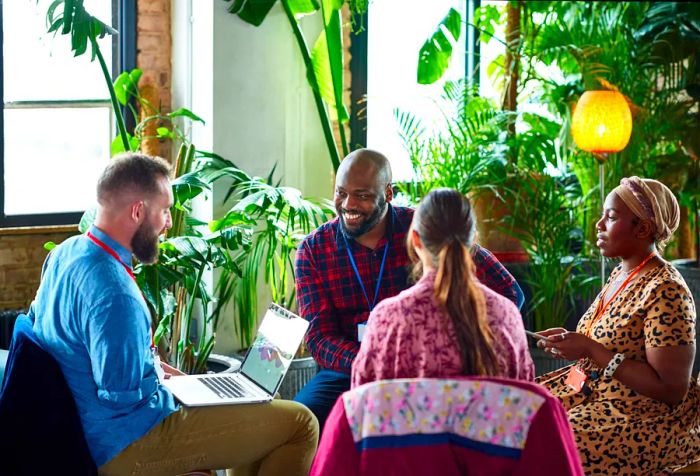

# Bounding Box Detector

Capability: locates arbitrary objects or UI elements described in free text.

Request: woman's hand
[537,329,604,361]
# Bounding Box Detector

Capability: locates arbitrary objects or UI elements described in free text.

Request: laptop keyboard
[199,375,250,399]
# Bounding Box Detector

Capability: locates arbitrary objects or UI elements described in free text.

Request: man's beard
[339,196,387,239]
[131,219,161,264]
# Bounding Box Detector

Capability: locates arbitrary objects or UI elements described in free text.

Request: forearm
[588,345,688,406]
[307,332,359,372]
[472,244,523,309]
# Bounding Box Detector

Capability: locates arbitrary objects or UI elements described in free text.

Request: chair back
[312,376,584,476]
[0,314,97,475]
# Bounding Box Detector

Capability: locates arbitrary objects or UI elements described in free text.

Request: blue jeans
[293,369,350,431]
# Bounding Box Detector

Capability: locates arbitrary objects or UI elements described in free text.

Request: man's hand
[161,361,186,378]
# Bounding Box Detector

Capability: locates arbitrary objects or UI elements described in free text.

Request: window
[0,0,135,227]
[352,0,503,182]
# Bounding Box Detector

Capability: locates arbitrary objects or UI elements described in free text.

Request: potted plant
[200,157,334,398]
[502,170,598,375]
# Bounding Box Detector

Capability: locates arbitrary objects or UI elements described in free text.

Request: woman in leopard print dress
[536,177,700,475]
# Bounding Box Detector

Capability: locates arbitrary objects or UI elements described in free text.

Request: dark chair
[0,314,97,476]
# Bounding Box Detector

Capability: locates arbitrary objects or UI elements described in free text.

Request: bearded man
[30,153,318,475]
[294,148,524,429]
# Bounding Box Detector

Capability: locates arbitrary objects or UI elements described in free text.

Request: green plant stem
[90,29,130,153]
[280,0,341,171]
[337,114,349,158]
[182,259,207,365]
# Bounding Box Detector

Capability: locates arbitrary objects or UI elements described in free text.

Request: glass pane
[479,0,506,103]
[3,1,113,102]
[4,107,111,215]
[367,0,466,182]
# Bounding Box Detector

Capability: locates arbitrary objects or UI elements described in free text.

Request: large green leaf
[417,8,462,85]
[162,236,210,261]
[46,0,116,60]
[113,69,142,106]
[226,0,277,27]
[288,0,320,17]
[168,108,206,125]
[110,134,140,156]
[310,12,348,122]
[171,172,211,206]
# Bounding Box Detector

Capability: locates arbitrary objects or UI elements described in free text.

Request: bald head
[334,149,393,239]
[336,148,392,190]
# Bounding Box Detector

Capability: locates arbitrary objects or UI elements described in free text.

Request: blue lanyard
[344,235,390,312]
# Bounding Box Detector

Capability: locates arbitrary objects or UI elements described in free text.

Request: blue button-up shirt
[32,225,178,466]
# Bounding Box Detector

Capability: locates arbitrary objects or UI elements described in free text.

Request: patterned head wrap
[612,176,680,249]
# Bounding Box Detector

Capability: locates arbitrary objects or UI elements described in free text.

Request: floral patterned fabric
[343,379,544,450]
[310,377,584,476]
[351,270,533,388]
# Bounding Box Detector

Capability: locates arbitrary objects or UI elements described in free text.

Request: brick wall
[0,0,172,310]
[136,0,172,160]
[0,229,78,310]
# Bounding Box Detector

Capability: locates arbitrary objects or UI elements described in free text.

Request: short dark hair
[97,153,171,204]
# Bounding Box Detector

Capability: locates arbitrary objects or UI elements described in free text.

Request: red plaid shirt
[295,205,523,372]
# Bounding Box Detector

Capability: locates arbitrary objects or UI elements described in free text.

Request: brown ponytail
[410,189,500,376]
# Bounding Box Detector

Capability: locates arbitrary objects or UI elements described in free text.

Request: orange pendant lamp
[571,90,632,157]
[570,89,633,284]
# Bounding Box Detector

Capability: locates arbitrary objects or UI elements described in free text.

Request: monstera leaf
[417,8,462,85]
[44,0,130,151]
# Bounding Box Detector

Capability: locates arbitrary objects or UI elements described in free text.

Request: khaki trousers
[98,399,319,476]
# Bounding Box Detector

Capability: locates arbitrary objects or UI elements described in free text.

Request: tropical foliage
[41,1,334,371]
[199,157,334,348]
[395,77,594,331]
[395,80,513,206]
[224,0,368,171]
[409,1,700,329]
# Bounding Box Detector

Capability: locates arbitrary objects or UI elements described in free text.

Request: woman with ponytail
[351,188,533,387]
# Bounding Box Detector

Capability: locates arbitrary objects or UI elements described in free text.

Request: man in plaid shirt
[294,149,524,428]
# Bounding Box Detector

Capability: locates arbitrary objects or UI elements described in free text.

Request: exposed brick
[138,13,169,35]
[138,0,168,13]
[137,34,166,52]
[0,231,75,310]
[135,0,171,162]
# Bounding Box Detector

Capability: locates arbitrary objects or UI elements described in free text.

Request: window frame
[0,0,136,228]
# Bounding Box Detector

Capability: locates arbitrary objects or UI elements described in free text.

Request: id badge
[153,352,166,384]
[565,366,587,393]
[357,322,367,342]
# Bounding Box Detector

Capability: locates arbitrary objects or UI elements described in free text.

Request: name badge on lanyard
[344,234,389,342]
[357,323,368,342]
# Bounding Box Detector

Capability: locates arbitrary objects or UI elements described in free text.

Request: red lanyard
[86,231,155,351]
[87,231,136,281]
[584,251,657,338]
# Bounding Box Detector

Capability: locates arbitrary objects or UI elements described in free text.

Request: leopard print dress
[536,263,700,475]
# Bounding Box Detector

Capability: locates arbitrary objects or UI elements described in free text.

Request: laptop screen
[240,304,309,395]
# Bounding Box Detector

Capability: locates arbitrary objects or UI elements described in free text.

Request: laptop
[163,303,309,406]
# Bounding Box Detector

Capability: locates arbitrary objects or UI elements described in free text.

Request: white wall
[172,0,335,353]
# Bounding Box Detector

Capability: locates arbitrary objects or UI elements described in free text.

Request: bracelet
[603,353,625,378]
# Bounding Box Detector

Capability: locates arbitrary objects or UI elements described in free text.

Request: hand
[537,330,602,361]
[161,361,186,379]
[536,327,567,339]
